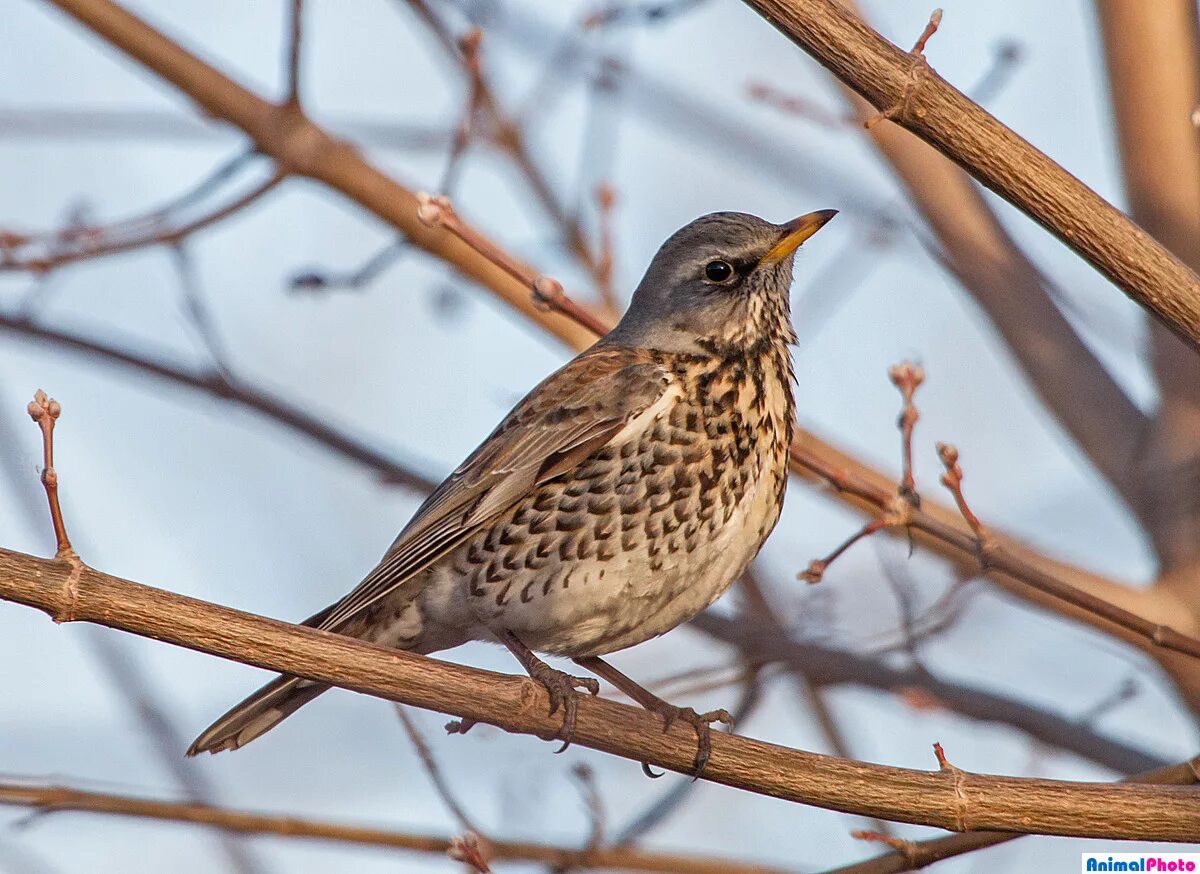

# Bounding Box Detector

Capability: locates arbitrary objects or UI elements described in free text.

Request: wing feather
[317,346,670,632]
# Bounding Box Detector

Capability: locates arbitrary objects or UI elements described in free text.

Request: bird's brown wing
[316,345,671,632]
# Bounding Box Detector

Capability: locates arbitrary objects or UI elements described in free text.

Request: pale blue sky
[0,1,1193,871]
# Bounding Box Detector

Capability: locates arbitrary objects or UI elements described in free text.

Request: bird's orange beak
[760,209,838,266]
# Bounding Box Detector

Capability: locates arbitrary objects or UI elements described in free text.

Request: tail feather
[187,675,330,756]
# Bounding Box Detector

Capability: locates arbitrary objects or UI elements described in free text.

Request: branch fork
[864,9,942,129]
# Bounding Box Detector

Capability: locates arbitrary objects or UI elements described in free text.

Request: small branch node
[416,192,453,228]
[457,26,483,65]
[932,741,970,830]
[448,831,493,873]
[532,274,565,310]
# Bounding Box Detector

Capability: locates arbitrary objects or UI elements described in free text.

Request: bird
[188,209,837,774]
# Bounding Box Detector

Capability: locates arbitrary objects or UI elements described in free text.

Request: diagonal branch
[2,547,1200,841]
[738,0,1200,348]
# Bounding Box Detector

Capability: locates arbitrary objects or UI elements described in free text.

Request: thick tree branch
[0,781,783,874]
[738,0,1200,348]
[818,756,1200,874]
[2,548,1199,841]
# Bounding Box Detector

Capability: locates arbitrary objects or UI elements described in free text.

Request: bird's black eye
[704,259,734,282]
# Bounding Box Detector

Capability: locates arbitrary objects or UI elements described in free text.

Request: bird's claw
[528,662,599,752]
[650,704,734,779]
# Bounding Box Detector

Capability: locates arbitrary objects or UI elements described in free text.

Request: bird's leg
[499,631,599,752]
[573,655,733,778]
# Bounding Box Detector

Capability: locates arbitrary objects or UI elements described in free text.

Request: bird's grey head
[604,210,836,356]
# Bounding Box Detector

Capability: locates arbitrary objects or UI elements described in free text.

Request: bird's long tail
[187,674,330,755]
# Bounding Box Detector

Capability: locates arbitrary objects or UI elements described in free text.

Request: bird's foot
[527,661,600,752]
[648,704,734,779]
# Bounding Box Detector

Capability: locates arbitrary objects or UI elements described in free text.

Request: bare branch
[415,193,611,336]
[817,756,1200,874]
[1094,0,1200,572]
[0,780,780,874]
[2,548,1199,840]
[738,0,1200,349]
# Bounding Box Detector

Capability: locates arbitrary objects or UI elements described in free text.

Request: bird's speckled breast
[428,341,795,657]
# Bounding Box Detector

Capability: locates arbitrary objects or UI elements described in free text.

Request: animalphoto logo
[1082,854,1200,872]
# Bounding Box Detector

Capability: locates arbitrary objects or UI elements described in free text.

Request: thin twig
[397,2,609,293]
[593,184,620,310]
[0,314,437,494]
[289,240,410,293]
[171,244,233,378]
[25,391,73,559]
[0,172,284,273]
[747,82,853,128]
[414,193,611,336]
[798,517,894,584]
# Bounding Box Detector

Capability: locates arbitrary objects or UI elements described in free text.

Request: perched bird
[189,209,837,773]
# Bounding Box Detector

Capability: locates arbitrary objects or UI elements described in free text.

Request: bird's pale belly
[500,491,777,657]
